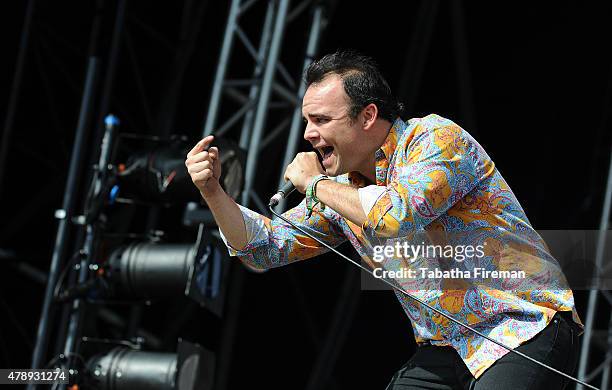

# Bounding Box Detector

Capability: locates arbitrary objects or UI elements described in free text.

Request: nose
[303,122,319,143]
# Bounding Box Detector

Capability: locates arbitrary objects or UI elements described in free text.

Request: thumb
[208,146,219,160]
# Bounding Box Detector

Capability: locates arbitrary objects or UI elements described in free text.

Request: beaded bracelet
[305,174,330,218]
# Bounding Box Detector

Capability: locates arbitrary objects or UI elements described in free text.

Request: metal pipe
[93,0,127,146]
[578,148,612,389]
[235,25,261,63]
[28,55,100,378]
[240,0,275,148]
[62,116,118,362]
[54,0,127,370]
[276,5,323,212]
[601,311,612,389]
[203,0,241,137]
[241,0,290,206]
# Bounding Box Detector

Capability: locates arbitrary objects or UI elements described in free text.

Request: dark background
[0,1,611,389]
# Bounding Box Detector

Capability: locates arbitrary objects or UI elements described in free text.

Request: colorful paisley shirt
[220,114,582,378]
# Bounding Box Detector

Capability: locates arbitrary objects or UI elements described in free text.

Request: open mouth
[316,145,334,167]
[319,146,334,160]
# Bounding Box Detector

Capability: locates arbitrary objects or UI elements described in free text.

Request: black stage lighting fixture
[56,241,226,312]
[105,242,226,308]
[107,243,195,298]
[118,137,245,203]
[85,339,214,390]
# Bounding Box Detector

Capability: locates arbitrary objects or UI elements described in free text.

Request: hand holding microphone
[269,180,295,206]
[270,152,324,206]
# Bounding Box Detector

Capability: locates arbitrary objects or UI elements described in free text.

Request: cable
[52,251,84,302]
[269,205,599,390]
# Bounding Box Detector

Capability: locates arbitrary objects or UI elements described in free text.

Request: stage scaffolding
[16,1,328,389]
[202,0,325,212]
[200,1,330,388]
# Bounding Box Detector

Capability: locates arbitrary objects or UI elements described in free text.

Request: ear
[361,103,378,130]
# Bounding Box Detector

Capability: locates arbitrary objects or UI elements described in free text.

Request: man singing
[185,51,582,389]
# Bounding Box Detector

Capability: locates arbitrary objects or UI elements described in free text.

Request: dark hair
[304,50,404,123]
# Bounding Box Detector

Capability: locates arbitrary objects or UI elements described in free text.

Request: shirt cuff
[218,204,268,256]
[358,185,387,215]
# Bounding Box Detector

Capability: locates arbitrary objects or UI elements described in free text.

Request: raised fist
[185,135,222,197]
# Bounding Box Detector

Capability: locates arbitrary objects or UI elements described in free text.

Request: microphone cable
[268,204,598,390]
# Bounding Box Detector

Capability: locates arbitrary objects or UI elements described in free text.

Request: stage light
[84,340,213,390]
[106,242,226,308]
[87,348,177,390]
[118,137,245,203]
[56,241,226,310]
[107,243,195,298]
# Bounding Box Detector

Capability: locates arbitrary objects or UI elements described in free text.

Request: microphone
[269,180,295,206]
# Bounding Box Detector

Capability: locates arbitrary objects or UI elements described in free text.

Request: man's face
[301,74,363,177]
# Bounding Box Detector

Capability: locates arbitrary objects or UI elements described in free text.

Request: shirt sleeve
[218,199,347,271]
[363,121,496,238]
[218,204,268,253]
[358,185,386,216]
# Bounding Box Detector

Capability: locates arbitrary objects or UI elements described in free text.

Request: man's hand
[284,152,325,193]
[185,135,222,198]
[185,135,249,251]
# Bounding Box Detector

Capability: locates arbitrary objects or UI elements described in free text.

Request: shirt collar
[377,117,408,161]
[374,117,408,185]
[346,117,408,187]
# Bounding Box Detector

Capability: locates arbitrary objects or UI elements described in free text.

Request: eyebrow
[302,112,333,121]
